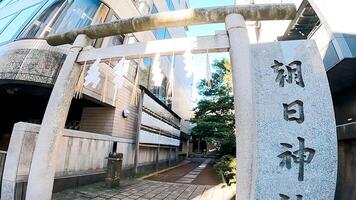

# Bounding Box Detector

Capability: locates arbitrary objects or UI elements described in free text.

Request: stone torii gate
[24,3,337,200]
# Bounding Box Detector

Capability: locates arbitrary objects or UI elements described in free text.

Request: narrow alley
[52,159,235,200]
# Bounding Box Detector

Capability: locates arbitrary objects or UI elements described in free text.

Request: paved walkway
[52,179,235,200]
[146,158,221,186]
[176,159,211,184]
[53,159,235,200]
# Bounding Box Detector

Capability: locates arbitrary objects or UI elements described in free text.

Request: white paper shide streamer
[183,49,194,78]
[84,58,101,88]
[206,50,212,88]
[167,53,175,97]
[114,57,126,89]
[151,53,164,87]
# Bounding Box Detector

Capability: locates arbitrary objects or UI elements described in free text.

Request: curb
[138,160,191,180]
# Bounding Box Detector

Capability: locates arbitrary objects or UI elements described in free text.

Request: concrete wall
[1,122,135,199]
[1,122,178,199]
[80,77,140,141]
[138,146,176,165]
[0,40,68,85]
[0,39,117,106]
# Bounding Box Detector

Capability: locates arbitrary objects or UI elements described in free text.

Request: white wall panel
[141,112,180,137]
[139,130,179,146]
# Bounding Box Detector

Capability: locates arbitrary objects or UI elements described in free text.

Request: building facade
[237,0,356,199]
[0,0,193,198]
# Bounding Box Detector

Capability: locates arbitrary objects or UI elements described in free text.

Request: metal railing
[0,150,7,194]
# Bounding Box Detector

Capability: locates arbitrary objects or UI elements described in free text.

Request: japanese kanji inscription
[278,137,316,181]
[279,194,303,200]
[271,60,305,88]
[283,100,304,123]
[250,40,337,200]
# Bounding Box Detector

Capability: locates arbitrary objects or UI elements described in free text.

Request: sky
[187,0,235,103]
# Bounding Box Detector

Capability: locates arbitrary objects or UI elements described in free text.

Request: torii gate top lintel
[45,3,296,46]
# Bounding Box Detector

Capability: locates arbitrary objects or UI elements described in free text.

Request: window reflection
[141,58,152,88]
[310,24,339,70]
[20,0,67,38]
[0,13,17,34]
[19,0,100,39]
[0,3,41,44]
[51,0,100,35]
[165,0,175,11]
[151,3,158,14]
[148,3,172,105]
[0,0,18,9]
[94,8,124,48]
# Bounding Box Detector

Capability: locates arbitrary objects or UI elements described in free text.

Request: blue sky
[187,0,234,103]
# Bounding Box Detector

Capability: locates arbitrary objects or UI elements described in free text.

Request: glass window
[322,41,340,71]
[164,29,171,39]
[0,13,17,34]
[20,0,67,38]
[165,0,175,11]
[151,4,158,14]
[139,58,152,88]
[50,0,100,35]
[94,9,125,48]
[149,72,168,104]
[0,3,41,44]
[151,3,172,41]
[343,34,356,57]
[0,0,18,9]
[143,57,152,67]
[153,28,171,40]
[18,0,101,40]
[154,28,165,40]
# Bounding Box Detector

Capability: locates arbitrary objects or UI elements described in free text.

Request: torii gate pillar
[225,14,256,200]
[225,13,337,200]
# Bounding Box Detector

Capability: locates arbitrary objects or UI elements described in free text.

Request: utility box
[105,152,123,187]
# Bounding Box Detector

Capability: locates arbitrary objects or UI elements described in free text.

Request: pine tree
[191,58,235,156]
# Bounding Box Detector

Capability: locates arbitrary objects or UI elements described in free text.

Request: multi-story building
[236,0,356,198]
[0,0,192,198]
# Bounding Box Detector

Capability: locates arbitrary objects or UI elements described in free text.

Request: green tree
[191,58,235,156]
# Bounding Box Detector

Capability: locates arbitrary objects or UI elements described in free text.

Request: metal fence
[0,150,6,195]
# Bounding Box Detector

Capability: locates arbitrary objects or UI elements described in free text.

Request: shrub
[214,155,236,185]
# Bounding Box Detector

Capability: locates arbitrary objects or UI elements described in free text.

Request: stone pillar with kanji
[252,40,337,200]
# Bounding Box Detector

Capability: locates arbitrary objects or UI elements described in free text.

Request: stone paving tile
[184,174,198,179]
[175,159,212,185]
[53,180,235,200]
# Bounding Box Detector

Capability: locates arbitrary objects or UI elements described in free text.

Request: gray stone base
[13,172,107,200]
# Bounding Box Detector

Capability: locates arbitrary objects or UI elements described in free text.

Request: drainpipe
[25,34,90,200]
